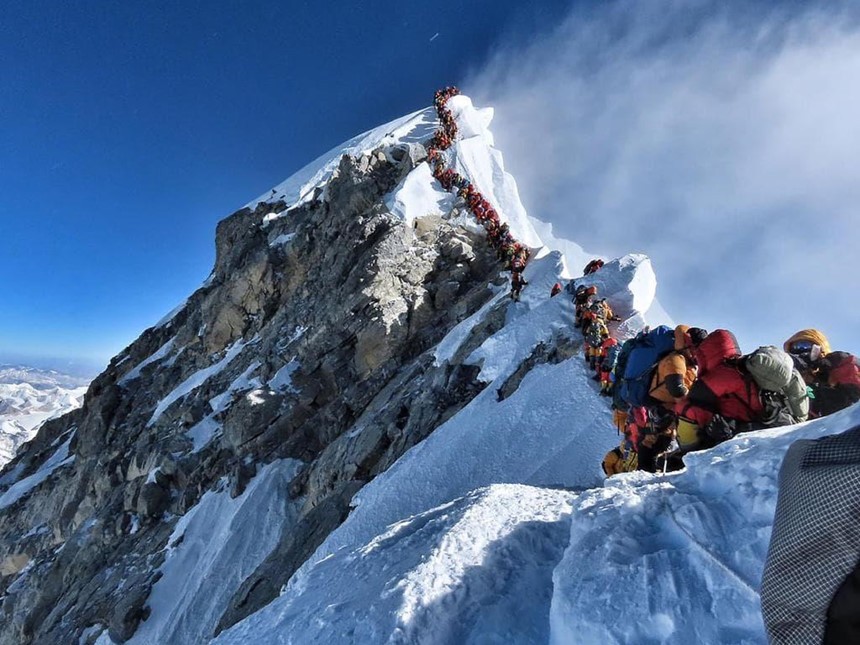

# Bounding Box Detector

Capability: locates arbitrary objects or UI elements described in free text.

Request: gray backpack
[744,346,809,422]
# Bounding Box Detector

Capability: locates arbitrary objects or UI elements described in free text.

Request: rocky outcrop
[0,139,515,643]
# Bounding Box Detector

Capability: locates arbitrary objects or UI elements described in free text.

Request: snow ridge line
[427,87,531,286]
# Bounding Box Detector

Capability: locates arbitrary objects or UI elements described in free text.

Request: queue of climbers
[429,87,530,301]
[589,294,860,476]
[562,261,859,476]
[427,86,858,477]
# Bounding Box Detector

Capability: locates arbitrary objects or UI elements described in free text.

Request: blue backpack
[619,326,676,407]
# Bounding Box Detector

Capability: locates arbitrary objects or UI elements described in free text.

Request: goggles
[789,340,816,354]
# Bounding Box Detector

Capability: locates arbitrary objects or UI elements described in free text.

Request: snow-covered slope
[215,408,860,645]
[0,366,88,467]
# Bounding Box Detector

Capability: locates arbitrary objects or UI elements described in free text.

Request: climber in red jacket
[675,329,764,451]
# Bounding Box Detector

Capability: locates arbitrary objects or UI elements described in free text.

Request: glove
[613,409,628,434]
[704,415,735,442]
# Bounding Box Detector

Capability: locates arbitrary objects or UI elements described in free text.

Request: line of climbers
[559,263,860,476]
[429,87,531,301]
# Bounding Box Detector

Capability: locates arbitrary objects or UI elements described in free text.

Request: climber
[674,329,764,453]
[601,441,638,476]
[583,259,604,275]
[785,329,860,417]
[637,406,680,473]
[573,285,597,329]
[584,315,610,370]
[582,299,614,367]
[599,337,620,396]
[648,325,706,408]
[550,283,563,298]
[510,263,528,302]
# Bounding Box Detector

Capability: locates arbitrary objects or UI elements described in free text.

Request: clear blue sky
[0,0,570,370]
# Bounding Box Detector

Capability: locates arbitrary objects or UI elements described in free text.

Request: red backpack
[826,352,860,388]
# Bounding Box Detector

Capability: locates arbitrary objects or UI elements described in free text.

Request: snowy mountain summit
[0,94,855,645]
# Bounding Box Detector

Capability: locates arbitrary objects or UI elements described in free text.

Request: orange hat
[784,329,831,356]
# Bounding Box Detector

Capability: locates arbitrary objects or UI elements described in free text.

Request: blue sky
[1,0,857,374]
[0,0,569,370]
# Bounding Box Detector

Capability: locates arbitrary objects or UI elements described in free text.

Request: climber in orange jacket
[648,325,706,408]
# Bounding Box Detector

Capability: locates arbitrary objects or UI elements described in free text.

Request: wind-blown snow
[128,460,302,645]
[0,434,75,509]
[439,95,543,250]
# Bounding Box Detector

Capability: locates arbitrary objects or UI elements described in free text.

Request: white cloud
[466,1,860,354]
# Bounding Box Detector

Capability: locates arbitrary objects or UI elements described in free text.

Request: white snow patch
[128,459,302,645]
[208,361,262,414]
[215,485,574,645]
[269,233,296,247]
[433,284,505,366]
[148,339,251,427]
[386,162,455,225]
[119,337,176,386]
[246,390,266,406]
[21,523,49,539]
[268,360,300,394]
[78,624,106,645]
[185,415,221,453]
[154,299,188,330]
[0,435,75,509]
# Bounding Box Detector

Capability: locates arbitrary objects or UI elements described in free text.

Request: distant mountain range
[0,365,89,467]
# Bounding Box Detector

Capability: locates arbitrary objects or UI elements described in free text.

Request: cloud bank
[466,0,860,353]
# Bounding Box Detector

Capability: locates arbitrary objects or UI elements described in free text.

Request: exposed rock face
[0,142,516,644]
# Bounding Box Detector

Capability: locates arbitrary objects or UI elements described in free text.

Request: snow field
[215,485,575,645]
[127,459,302,645]
[245,106,438,215]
